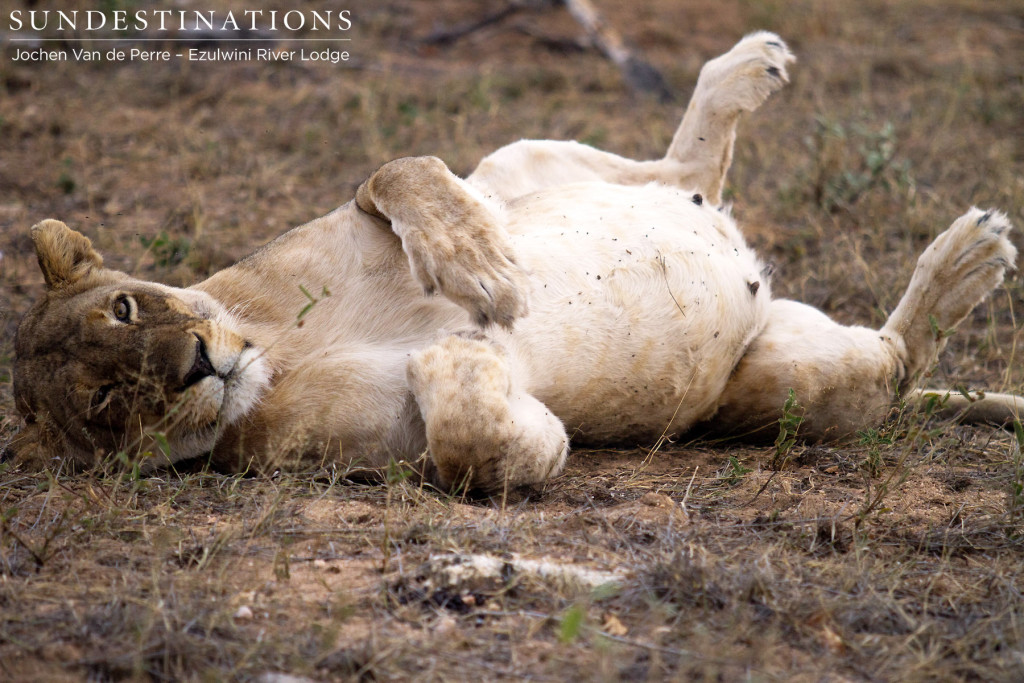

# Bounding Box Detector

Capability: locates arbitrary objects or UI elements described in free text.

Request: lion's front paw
[408,335,567,492]
[404,222,529,330]
[697,31,795,114]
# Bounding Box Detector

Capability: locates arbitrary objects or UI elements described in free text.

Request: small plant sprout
[856,427,894,478]
[772,388,804,470]
[721,455,752,485]
[297,284,332,324]
[928,314,955,342]
[139,231,192,268]
[558,603,587,644]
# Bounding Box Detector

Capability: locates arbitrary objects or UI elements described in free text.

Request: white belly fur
[495,183,770,443]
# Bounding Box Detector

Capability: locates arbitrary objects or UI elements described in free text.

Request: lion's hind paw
[697,31,795,114]
[888,207,1016,350]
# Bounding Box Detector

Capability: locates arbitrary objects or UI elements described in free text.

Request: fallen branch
[562,0,672,101]
[514,24,590,53]
[421,0,672,100]
[423,3,527,46]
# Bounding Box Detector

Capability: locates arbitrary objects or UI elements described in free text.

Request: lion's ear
[30,219,104,289]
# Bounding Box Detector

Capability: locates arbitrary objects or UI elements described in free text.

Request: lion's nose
[181,334,216,389]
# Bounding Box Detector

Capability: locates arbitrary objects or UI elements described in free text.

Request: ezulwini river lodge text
[12,47,350,64]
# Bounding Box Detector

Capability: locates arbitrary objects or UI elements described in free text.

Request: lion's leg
[355,156,528,329]
[708,300,900,440]
[407,334,568,493]
[662,31,794,204]
[466,32,793,204]
[709,209,1015,440]
[880,208,1015,388]
[911,388,1024,425]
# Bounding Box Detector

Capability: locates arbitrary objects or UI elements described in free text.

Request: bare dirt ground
[1,0,1024,680]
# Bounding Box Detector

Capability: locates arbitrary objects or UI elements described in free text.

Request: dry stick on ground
[422,2,529,45]
[422,0,672,101]
[514,24,590,53]
[562,0,673,101]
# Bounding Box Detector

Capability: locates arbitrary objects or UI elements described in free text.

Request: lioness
[9,33,1020,491]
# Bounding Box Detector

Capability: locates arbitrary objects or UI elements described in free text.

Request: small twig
[0,515,47,567]
[680,466,698,515]
[741,469,780,508]
[656,253,687,318]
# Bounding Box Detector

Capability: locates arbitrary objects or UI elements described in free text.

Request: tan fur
[8,34,1018,490]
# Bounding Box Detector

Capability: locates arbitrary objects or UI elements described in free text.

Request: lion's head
[8,220,271,471]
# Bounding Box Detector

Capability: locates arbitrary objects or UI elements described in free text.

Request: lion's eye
[113,296,134,323]
[91,384,115,411]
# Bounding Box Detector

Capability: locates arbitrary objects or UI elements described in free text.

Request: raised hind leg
[467,32,794,203]
[407,334,568,492]
[663,31,795,204]
[708,209,1016,440]
[881,208,1015,387]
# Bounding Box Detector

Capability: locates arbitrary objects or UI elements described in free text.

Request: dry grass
[2,0,1024,680]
